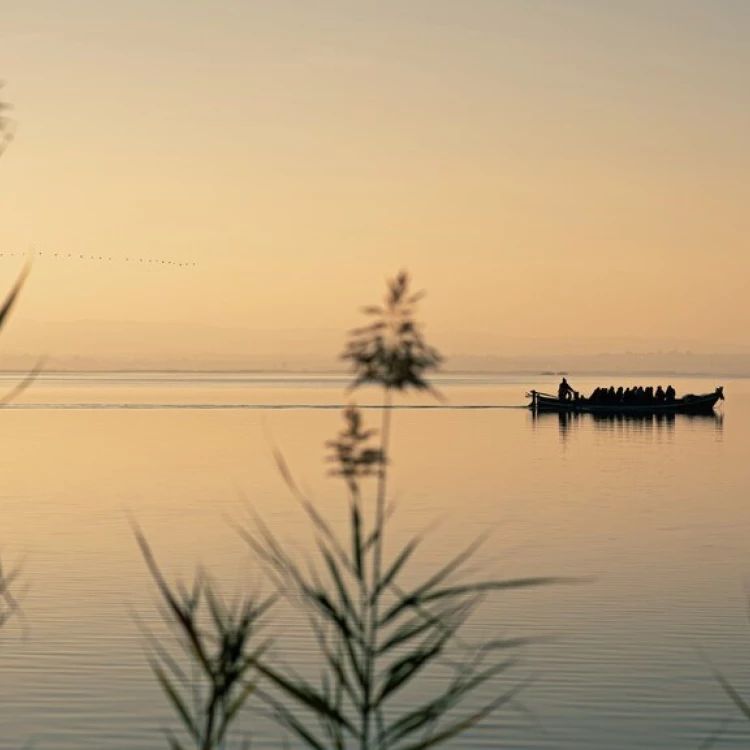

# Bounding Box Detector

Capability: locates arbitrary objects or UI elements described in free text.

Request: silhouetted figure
[608,386,616,403]
[665,384,676,402]
[645,386,654,403]
[616,386,624,402]
[655,385,665,403]
[558,377,574,401]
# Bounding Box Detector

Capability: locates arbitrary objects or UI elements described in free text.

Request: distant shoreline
[0,368,744,379]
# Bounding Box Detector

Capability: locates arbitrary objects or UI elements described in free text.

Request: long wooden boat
[527,386,724,415]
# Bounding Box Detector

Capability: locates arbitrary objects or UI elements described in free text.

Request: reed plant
[137,529,274,750]
[238,271,569,750]
[139,272,572,748]
[0,89,34,635]
[0,83,42,402]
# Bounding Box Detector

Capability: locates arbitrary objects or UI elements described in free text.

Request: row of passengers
[588,385,676,404]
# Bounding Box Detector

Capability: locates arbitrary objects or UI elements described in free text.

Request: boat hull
[528,387,724,415]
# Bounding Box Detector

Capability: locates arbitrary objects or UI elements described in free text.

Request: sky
[1,1,749,366]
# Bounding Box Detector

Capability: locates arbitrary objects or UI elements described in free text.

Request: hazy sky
[1,1,749,361]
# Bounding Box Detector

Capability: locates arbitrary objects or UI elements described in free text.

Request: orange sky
[1,1,749,363]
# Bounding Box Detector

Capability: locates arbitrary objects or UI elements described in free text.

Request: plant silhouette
[137,529,273,750]
[241,271,568,750]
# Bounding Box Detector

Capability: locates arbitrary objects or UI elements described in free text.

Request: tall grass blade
[254,662,356,734]
[373,536,420,602]
[217,680,258,743]
[165,730,188,750]
[351,500,363,581]
[394,687,522,750]
[264,697,329,750]
[713,669,750,721]
[418,576,578,605]
[0,261,31,331]
[319,543,358,631]
[383,660,517,746]
[151,661,201,742]
[379,534,491,626]
[377,600,472,656]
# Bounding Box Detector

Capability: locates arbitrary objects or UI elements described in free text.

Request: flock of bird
[0,252,196,267]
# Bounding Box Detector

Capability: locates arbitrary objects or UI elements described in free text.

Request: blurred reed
[234,271,571,749]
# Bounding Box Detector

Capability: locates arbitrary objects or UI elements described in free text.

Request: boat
[527,386,724,415]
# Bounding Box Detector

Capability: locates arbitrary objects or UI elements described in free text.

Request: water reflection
[530,409,724,442]
[0,376,743,749]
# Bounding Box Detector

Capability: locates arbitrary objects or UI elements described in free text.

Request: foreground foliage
[138,530,273,749]
[239,271,567,749]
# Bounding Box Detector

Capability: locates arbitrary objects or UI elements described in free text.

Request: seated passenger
[665,384,676,402]
[608,386,616,402]
[616,386,624,402]
[645,386,654,402]
[655,385,665,402]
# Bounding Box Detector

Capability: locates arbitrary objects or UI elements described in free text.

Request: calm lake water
[0,372,748,748]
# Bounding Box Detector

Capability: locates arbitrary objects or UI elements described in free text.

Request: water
[0,372,747,748]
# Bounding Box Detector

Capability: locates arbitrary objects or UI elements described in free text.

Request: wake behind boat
[527,380,724,415]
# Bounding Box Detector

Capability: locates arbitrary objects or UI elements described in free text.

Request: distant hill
[0,319,748,375]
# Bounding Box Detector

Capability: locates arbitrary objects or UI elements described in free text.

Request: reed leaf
[272,445,351,568]
[136,530,210,673]
[350,499,364,581]
[375,640,445,708]
[375,597,478,711]
[165,730,188,750]
[418,576,576,605]
[393,686,523,750]
[264,696,329,750]
[319,542,359,633]
[478,635,557,653]
[383,659,517,746]
[0,261,30,332]
[151,660,202,742]
[217,680,259,743]
[254,662,356,735]
[320,643,363,709]
[713,668,750,721]
[378,534,490,627]
[377,599,473,656]
[372,536,421,603]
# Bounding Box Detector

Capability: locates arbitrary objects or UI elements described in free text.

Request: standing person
[558,377,575,401]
